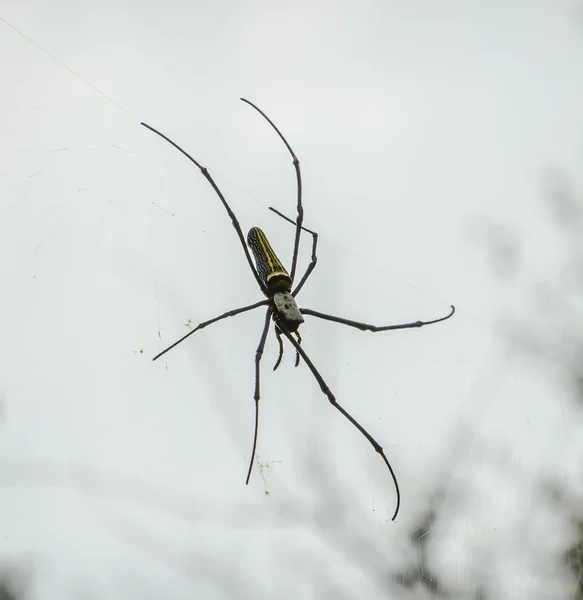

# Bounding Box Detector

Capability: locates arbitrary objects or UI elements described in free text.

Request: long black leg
[153,299,269,361]
[141,122,267,295]
[246,307,273,485]
[300,305,456,332]
[240,99,304,284]
[276,322,401,521]
[268,207,319,297]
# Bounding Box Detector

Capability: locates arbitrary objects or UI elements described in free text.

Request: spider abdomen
[273,291,304,332]
[247,227,292,294]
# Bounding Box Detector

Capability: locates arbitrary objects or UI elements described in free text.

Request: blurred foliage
[566,521,583,600]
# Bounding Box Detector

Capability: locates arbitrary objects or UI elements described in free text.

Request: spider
[142,98,455,521]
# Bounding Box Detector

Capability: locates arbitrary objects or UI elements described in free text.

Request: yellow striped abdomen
[247,227,292,293]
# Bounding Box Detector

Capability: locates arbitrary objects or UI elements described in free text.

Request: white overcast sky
[1,1,583,598]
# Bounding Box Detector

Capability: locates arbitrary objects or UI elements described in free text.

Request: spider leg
[246,307,274,485]
[268,207,319,297]
[277,322,401,521]
[300,305,455,332]
[141,122,267,295]
[294,331,302,367]
[272,326,302,369]
[273,325,284,371]
[241,99,304,284]
[152,299,269,361]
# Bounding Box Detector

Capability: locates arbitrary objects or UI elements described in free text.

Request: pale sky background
[1,1,583,598]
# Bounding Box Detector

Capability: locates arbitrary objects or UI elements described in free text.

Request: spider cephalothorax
[142,98,455,521]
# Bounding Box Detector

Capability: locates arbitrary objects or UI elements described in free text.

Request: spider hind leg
[277,322,401,521]
[246,308,273,485]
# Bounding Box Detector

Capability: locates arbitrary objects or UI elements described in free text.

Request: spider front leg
[276,321,401,521]
[268,207,318,297]
[141,121,267,295]
[246,307,274,485]
[241,99,304,284]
